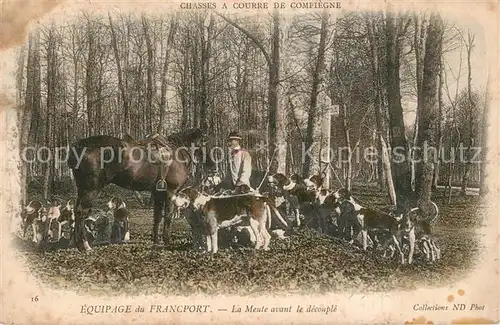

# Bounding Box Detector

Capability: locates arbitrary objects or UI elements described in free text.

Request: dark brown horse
[67,128,215,251]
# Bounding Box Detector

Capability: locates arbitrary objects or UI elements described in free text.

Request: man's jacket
[229,147,252,187]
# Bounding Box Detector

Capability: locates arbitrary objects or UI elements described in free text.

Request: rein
[256,148,279,191]
[151,133,205,191]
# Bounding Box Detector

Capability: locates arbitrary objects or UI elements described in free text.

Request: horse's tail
[67,143,82,169]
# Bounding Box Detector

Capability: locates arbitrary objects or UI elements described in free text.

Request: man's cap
[228,131,242,140]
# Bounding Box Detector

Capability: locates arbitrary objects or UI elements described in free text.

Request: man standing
[227,131,252,188]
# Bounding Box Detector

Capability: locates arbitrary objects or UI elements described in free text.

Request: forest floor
[12,184,487,296]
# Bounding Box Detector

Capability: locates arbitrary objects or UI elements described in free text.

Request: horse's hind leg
[74,207,92,252]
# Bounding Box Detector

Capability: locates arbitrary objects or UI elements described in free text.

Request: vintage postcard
[0,0,499,324]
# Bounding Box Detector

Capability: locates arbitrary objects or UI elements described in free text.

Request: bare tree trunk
[142,15,154,135]
[385,13,413,209]
[303,12,329,177]
[413,15,427,193]
[432,59,444,190]
[341,102,352,191]
[43,26,57,200]
[85,19,96,136]
[269,11,285,173]
[479,69,490,196]
[19,35,34,205]
[199,13,213,132]
[28,30,42,149]
[416,13,444,209]
[71,50,79,143]
[108,13,130,134]
[367,15,395,203]
[380,135,397,204]
[460,31,475,196]
[158,18,178,134]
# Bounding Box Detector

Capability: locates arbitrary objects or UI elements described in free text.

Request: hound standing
[107,197,130,243]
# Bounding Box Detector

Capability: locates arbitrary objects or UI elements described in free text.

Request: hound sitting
[107,197,130,243]
[57,199,75,240]
[22,200,44,242]
[84,209,112,245]
[400,203,440,264]
[45,199,62,242]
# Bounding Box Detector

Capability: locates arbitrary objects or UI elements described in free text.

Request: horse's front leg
[162,199,174,246]
[74,210,92,252]
[74,188,102,252]
[152,199,164,246]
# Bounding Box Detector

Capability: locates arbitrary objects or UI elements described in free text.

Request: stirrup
[156,179,167,192]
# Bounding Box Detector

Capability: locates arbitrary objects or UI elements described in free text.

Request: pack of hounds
[19,197,130,248]
[179,171,441,265]
[18,172,441,265]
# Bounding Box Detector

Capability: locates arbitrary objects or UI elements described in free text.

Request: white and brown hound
[107,197,130,243]
[22,200,45,243]
[400,202,440,264]
[303,174,324,191]
[332,188,406,264]
[267,173,324,228]
[45,199,62,241]
[201,172,223,194]
[171,186,288,254]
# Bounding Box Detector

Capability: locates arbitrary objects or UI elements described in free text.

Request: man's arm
[229,154,238,186]
[237,151,252,186]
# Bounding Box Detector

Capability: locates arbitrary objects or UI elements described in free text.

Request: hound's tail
[429,201,439,223]
[408,201,439,224]
[262,200,288,229]
[266,204,272,230]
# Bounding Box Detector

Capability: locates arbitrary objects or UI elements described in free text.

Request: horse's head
[168,128,216,171]
[194,130,216,171]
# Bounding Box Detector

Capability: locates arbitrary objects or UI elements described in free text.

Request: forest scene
[10,8,490,295]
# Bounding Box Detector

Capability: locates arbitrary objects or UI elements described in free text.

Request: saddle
[123,133,173,192]
[123,133,171,150]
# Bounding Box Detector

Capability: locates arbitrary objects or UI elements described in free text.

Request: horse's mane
[165,128,213,168]
[73,135,123,149]
[166,128,204,147]
[74,129,203,149]
[69,129,208,169]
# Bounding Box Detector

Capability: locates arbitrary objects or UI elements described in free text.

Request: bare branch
[215,12,272,69]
